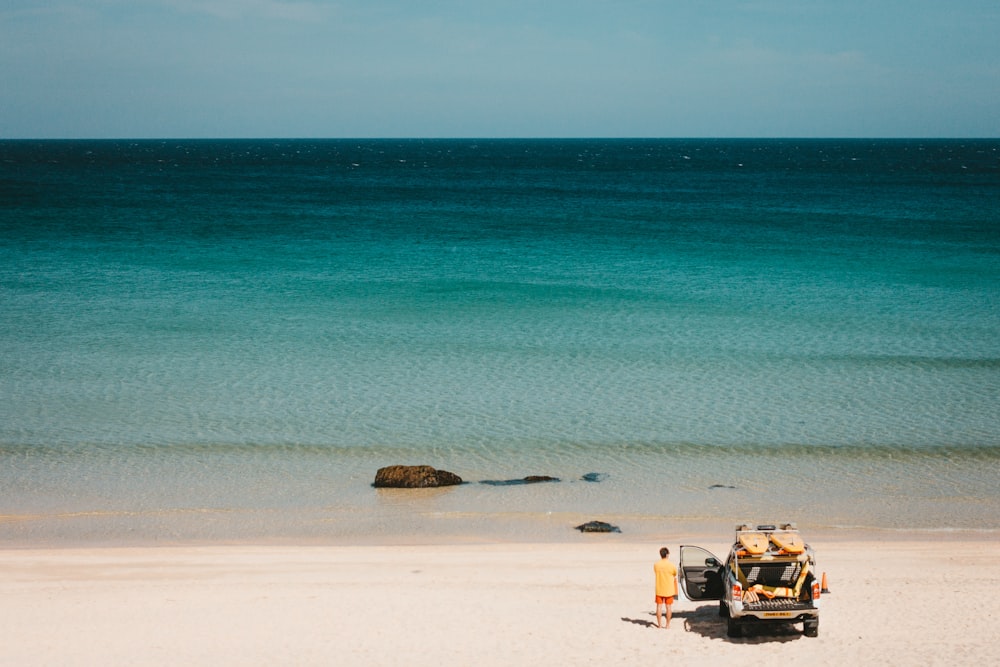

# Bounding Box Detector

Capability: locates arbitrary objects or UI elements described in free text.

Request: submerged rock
[575,520,621,533]
[581,472,608,483]
[480,475,560,486]
[708,484,737,489]
[373,465,463,488]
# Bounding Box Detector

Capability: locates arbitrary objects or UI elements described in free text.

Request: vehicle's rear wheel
[719,601,729,618]
[726,616,742,638]
[803,619,819,637]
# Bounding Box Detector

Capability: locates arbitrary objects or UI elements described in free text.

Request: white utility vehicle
[679,523,821,638]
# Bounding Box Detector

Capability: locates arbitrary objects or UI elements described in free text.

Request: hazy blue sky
[2,1,998,138]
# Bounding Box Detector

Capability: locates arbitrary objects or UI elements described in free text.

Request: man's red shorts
[655,595,674,605]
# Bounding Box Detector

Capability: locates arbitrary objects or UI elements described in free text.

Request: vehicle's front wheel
[726,616,742,638]
[803,619,819,637]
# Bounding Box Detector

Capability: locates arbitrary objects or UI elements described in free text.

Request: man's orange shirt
[654,558,678,597]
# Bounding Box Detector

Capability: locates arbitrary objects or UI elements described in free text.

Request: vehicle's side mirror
[705,557,719,567]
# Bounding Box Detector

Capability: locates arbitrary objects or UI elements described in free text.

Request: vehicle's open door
[678,545,724,601]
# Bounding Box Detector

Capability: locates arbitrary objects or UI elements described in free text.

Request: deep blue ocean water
[2,139,999,543]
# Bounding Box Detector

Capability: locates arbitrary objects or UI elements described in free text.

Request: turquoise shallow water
[1,139,999,543]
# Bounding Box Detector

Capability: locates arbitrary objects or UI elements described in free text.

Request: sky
[2,0,998,138]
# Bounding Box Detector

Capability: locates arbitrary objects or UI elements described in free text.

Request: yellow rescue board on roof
[771,531,806,554]
[738,532,769,554]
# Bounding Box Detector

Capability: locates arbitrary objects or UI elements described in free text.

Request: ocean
[2,139,999,544]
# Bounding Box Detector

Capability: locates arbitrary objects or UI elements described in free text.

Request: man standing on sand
[653,547,678,629]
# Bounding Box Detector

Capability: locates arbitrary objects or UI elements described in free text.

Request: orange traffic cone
[821,571,830,594]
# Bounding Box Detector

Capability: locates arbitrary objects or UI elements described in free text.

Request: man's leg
[655,601,664,628]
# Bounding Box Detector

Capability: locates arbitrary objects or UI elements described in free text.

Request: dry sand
[2,536,998,666]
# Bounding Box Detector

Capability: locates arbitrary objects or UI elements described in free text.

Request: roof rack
[734,522,799,533]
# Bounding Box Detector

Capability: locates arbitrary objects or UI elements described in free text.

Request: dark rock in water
[581,472,608,483]
[480,475,560,486]
[575,521,621,533]
[522,475,559,483]
[708,484,737,489]
[373,465,463,488]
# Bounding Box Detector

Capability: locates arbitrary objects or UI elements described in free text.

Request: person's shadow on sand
[620,608,717,632]
[622,606,803,643]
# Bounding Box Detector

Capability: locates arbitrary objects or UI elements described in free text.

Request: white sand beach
[2,535,998,666]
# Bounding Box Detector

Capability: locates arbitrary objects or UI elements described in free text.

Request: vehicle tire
[726,616,742,638]
[719,601,729,618]
[803,619,819,637]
